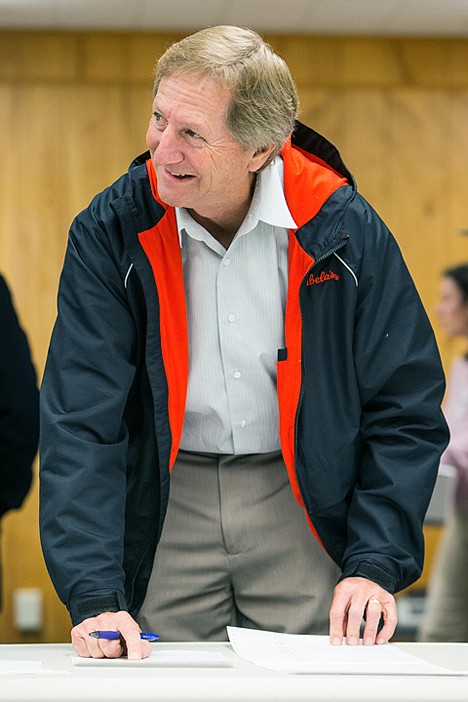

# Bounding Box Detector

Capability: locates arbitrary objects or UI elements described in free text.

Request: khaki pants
[419,510,468,642]
[138,450,340,641]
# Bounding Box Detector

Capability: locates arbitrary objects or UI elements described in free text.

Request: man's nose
[153,127,184,165]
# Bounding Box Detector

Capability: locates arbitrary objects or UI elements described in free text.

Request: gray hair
[153,25,298,159]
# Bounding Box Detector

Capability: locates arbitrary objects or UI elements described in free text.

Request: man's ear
[249,145,276,173]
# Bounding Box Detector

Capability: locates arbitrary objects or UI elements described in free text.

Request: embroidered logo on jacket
[306,270,340,286]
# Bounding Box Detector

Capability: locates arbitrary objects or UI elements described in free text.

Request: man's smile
[162,168,196,181]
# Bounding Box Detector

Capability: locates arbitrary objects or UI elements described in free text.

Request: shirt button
[223,258,231,266]
[233,370,241,379]
[240,419,247,428]
[227,313,236,322]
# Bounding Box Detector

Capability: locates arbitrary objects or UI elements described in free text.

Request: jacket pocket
[296,440,360,510]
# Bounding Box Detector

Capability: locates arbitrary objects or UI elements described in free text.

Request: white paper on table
[0,660,64,676]
[71,649,233,668]
[227,627,468,676]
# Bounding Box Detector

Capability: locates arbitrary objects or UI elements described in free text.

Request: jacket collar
[281,121,355,260]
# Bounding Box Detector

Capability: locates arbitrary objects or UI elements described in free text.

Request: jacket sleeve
[340,196,449,592]
[39,210,137,624]
[0,275,38,518]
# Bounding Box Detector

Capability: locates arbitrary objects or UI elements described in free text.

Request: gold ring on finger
[368,597,383,606]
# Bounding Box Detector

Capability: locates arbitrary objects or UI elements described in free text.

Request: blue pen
[89,630,159,642]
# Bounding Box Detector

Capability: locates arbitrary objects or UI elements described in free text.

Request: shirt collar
[175,156,297,246]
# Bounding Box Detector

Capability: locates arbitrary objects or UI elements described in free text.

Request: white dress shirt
[177,156,297,454]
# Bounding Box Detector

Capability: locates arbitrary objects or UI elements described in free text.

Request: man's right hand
[71,610,152,660]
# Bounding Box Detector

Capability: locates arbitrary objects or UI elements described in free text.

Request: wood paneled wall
[0,31,467,643]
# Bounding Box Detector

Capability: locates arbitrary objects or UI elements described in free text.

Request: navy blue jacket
[40,122,449,625]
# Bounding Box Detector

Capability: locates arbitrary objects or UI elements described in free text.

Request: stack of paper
[71,649,232,667]
[227,627,468,676]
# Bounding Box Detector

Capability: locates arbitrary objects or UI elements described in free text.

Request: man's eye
[152,112,165,124]
[185,129,202,140]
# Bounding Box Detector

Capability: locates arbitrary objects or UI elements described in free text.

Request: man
[1,274,39,610]
[40,26,448,660]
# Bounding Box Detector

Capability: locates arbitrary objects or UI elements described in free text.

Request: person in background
[419,263,468,642]
[39,26,448,660]
[0,274,39,611]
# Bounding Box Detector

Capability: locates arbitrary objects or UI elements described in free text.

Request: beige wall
[0,31,467,643]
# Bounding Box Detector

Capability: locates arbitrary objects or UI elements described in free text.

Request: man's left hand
[329,576,397,646]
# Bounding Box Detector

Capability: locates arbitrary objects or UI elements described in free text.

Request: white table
[0,641,467,702]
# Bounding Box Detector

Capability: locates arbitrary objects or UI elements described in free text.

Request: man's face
[146,73,267,228]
